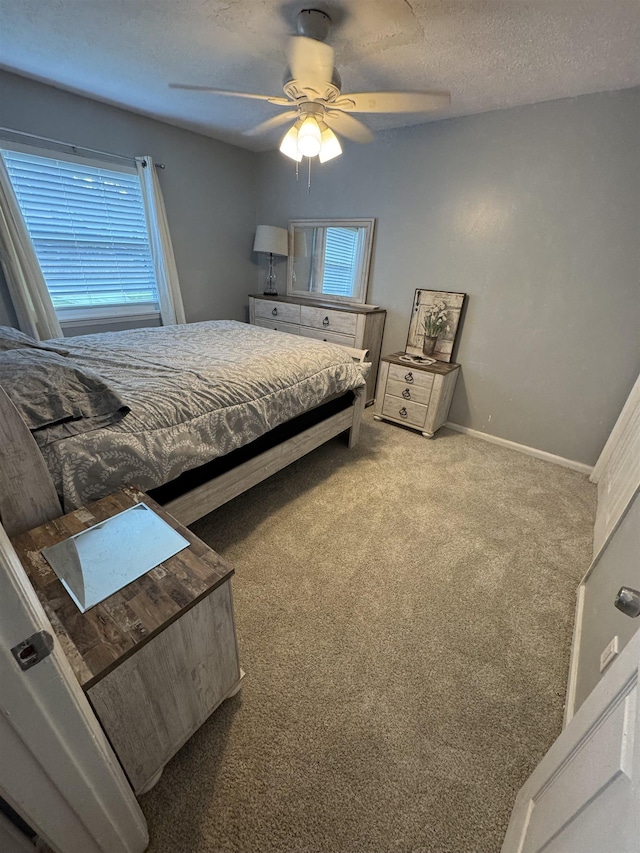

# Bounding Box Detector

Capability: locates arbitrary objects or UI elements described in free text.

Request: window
[1,147,159,322]
[321,226,362,298]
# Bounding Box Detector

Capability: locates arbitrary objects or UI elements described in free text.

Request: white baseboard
[444,422,594,476]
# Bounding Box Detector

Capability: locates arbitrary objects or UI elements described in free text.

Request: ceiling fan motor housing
[282,68,342,103]
[297,9,331,42]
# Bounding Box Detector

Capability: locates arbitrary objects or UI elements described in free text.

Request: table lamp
[253,225,288,295]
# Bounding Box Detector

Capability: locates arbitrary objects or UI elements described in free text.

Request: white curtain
[135,156,186,325]
[0,154,62,340]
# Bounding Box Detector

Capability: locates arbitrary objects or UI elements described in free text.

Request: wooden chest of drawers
[373,353,460,437]
[11,487,242,795]
[249,294,386,405]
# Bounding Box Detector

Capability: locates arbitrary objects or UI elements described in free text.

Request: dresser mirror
[287,218,375,305]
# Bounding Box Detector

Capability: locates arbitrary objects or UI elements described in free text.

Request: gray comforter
[40,320,367,509]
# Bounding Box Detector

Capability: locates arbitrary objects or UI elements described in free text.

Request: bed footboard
[348,382,366,448]
[165,385,366,526]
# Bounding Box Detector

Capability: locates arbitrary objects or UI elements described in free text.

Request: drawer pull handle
[399,407,408,419]
[322,316,330,326]
[272,307,278,316]
[404,372,414,383]
[402,388,411,399]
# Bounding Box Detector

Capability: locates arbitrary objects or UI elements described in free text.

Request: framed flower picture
[405,289,467,362]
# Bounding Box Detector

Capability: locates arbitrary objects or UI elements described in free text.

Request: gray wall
[574,492,640,713]
[256,89,640,466]
[1,73,637,465]
[0,71,257,328]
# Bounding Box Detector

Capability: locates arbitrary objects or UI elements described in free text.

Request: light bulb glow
[318,127,342,163]
[279,125,302,162]
[297,116,322,158]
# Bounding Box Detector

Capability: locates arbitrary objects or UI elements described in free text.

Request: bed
[0,320,368,535]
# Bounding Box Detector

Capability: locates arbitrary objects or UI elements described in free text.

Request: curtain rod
[0,127,165,168]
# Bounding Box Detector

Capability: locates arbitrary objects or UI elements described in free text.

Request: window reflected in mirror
[287,219,375,305]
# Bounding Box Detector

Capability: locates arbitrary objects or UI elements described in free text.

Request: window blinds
[2,149,159,311]
[321,227,360,297]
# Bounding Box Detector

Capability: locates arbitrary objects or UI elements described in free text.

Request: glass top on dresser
[41,503,189,612]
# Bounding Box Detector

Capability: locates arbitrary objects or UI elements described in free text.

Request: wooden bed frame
[0,356,367,537]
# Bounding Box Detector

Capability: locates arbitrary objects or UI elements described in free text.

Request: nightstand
[373,353,460,437]
[10,486,243,794]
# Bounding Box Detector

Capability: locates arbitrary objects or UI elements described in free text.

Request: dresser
[249,294,386,405]
[11,487,242,795]
[373,353,460,437]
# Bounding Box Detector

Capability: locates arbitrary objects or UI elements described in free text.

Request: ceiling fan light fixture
[318,127,342,163]
[297,116,322,158]
[171,11,452,166]
[279,124,303,162]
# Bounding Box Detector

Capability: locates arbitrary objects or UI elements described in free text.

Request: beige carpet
[141,412,596,853]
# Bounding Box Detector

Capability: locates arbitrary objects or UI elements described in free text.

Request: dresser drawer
[300,305,358,336]
[388,363,435,391]
[382,394,428,428]
[386,377,432,406]
[302,327,357,347]
[254,318,300,335]
[254,299,301,325]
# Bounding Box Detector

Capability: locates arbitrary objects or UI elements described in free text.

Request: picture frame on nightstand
[405,289,466,362]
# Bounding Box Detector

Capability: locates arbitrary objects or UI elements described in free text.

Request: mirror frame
[286,218,375,305]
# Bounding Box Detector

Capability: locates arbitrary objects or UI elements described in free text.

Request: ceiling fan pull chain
[308,157,311,193]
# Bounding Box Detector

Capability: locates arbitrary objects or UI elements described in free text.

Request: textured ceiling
[0,0,639,151]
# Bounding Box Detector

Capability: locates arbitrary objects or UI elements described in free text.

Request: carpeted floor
[140,412,596,853]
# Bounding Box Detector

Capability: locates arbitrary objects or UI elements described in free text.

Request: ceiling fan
[170,8,451,164]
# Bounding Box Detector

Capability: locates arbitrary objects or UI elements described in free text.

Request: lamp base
[264,253,278,295]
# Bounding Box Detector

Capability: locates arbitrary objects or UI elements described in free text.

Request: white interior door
[591,373,640,559]
[502,628,640,852]
[0,524,148,853]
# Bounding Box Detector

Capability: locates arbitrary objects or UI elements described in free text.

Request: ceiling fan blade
[243,111,299,137]
[332,91,451,114]
[169,84,290,106]
[286,36,334,92]
[325,111,373,144]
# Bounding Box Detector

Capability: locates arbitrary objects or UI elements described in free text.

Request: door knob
[614,587,640,618]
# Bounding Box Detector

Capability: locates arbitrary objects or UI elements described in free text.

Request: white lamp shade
[297,116,322,158]
[253,225,288,256]
[279,125,303,162]
[319,127,342,163]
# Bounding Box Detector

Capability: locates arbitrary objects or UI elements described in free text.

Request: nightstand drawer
[300,305,358,336]
[382,394,428,428]
[254,318,300,335]
[388,363,435,391]
[386,377,432,405]
[254,299,301,325]
[302,327,357,347]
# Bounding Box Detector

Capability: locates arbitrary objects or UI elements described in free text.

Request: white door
[502,628,640,852]
[0,524,148,853]
[591,373,640,560]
